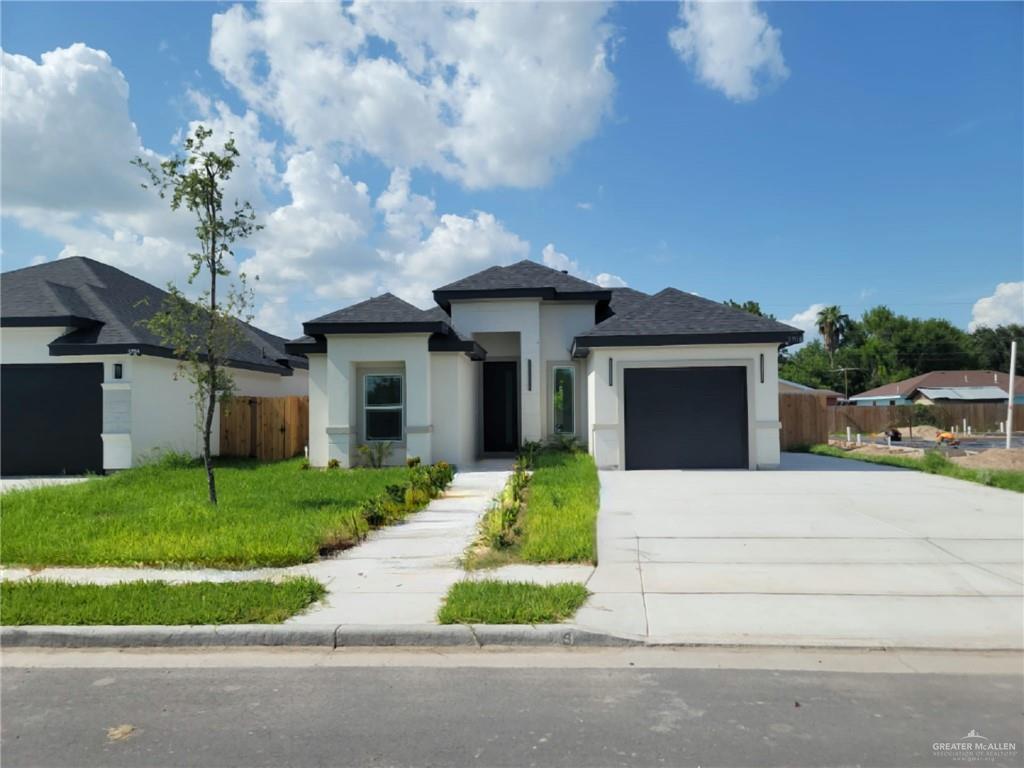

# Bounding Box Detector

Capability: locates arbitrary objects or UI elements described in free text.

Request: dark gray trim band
[302,321,448,336]
[433,288,611,313]
[2,315,98,329]
[572,331,803,357]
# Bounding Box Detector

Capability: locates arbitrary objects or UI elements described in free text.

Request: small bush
[299,459,311,471]
[547,434,583,453]
[147,450,201,470]
[517,440,544,469]
[406,456,421,468]
[357,441,393,468]
[327,458,340,470]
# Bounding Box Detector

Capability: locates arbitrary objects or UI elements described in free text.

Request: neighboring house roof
[288,293,485,359]
[1,256,304,374]
[849,370,1024,401]
[572,288,803,354]
[433,259,612,312]
[916,386,1012,401]
[779,379,844,398]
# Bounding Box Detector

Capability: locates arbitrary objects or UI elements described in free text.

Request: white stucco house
[287,261,803,470]
[0,257,308,475]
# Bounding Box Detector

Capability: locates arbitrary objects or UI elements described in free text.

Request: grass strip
[518,451,599,563]
[0,577,325,626]
[0,458,452,569]
[808,445,1024,493]
[437,580,589,624]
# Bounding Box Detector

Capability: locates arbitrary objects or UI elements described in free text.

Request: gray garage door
[623,366,748,470]
[1,363,104,476]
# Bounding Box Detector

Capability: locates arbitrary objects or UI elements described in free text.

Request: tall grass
[437,580,589,624]
[0,458,410,568]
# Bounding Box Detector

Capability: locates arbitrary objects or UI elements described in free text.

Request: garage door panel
[1,363,104,476]
[624,367,747,470]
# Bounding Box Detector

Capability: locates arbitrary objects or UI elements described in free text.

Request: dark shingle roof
[433,259,612,312]
[291,294,485,359]
[574,288,803,353]
[605,287,650,320]
[1,256,305,374]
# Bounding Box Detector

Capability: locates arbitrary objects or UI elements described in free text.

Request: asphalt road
[2,650,1021,768]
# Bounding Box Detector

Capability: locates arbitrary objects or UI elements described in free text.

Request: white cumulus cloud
[668,0,788,102]
[786,302,826,346]
[541,243,626,288]
[209,1,616,188]
[969,282,1024,331]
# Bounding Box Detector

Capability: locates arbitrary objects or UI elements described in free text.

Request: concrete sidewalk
[575,452,1024,649]
[3,465,511,627]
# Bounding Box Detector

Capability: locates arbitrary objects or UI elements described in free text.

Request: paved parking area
[576,453,1023,649]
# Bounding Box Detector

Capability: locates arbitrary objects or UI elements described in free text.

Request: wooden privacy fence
[827,403,1020,436]
[219,396,308,462]
[779,393,829,450]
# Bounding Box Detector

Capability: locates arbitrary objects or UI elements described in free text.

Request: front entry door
[483,361,519,453]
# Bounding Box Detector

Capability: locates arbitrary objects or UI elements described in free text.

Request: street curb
[0,624,641,649]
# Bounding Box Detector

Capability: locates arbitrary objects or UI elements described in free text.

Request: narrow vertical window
[113,363,123,380]
[364,374,404,441]
[527,359,532,391]
[608,357,614,386]
[553,366,575,434]
[759,353,765,384]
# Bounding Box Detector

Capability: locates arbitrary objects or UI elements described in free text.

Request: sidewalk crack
[636,536,650,638]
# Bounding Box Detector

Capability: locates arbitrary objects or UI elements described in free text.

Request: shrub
[920,450,951,474]
[517,440,544,469]
[406,456,421,468]
[547,434,583,453]
[146,450,201,470]
[299,459,311,471]
[357,441,393,468]
[357,461,455,529]
[327,458,340,470]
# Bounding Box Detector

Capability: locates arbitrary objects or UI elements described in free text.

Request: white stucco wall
[429,352,478,468]
[311,334,433,468]
[450,299,543,442]
[585,343,781,470]
[1,326,307,471]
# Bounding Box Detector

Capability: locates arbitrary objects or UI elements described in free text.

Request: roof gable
[1,256,304,374]
[433,259,612,311]
[575,287,803,352]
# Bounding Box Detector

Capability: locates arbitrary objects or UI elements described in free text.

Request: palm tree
[816,305,850,367]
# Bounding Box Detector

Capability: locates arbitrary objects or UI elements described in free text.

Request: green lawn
[466,450,600,568]
[808,445,1024,493]
[437,580,589,624]
[0,458,411,568]
[0,577,325,625]
[519,451,600,563]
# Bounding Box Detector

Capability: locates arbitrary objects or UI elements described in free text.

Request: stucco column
[404,340,432,463]
[326,342,354,467]
[520,321,542,443]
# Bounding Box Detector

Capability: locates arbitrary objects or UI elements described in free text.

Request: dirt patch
[850,445,925,459]
[893,424,943,441]
[951,449,1024,472]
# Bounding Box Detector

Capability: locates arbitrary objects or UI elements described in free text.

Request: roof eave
[2,315,98,329]
[46,341,296,375]
[433,287,612,314]
[573,330,803,356]
[302,321,448,336]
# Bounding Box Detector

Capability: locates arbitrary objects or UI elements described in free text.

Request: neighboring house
[779,379,844,406]
[287,260,802,470]
[0,257,308,476]
[848,370,1024,407]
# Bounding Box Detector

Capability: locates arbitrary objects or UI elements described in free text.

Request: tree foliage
[780,304,1022,396]
[132,126,260,505]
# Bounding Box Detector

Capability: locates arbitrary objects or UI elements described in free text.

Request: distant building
[779,379,844,406]
[848,370,1024,407]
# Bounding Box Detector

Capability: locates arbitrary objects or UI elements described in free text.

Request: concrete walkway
[575,452,1024,649]
[3,466,510,626]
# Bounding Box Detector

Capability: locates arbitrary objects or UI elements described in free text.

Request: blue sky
[2,1,1022,338]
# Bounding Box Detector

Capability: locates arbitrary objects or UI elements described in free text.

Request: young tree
[724,299,776,320]
[816,305,851,367]
[133,126,259,504]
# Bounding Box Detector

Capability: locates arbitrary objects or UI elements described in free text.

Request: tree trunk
[203,363,217,505]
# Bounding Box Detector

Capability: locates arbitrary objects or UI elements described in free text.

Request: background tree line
[724,300,1023,397]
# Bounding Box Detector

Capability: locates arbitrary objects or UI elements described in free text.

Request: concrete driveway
[575,453,1023,649]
